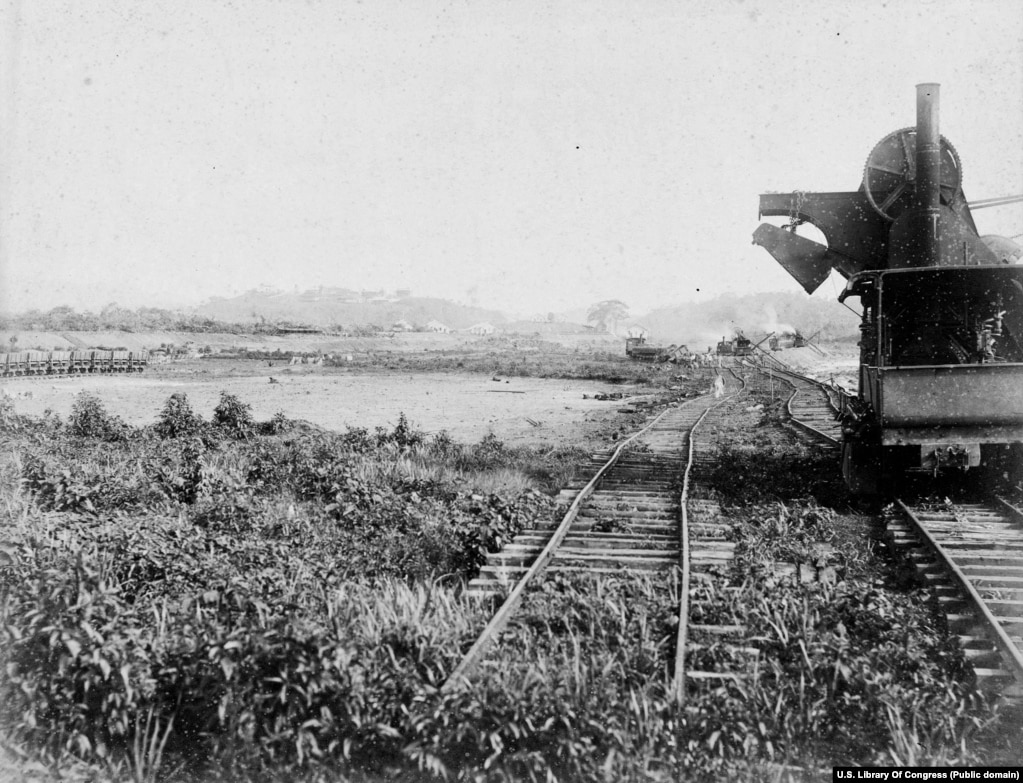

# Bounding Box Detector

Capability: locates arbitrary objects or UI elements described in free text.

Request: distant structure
[425,320,451,333]
[275,324,321,335]
[467,322,496,336]
[391,319,414,332]
[625,324,650,339]
[258,286,413,303]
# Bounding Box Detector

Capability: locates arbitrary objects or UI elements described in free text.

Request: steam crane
[753,84,1023,494]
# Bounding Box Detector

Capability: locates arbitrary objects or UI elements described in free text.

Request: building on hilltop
[318,287,361,302]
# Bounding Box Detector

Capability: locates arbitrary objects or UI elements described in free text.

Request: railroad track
[745,357,843,446]
[745,359,1023,702]
[886,497,1023,700]
[446,370,748,696]
[678,374,768,700]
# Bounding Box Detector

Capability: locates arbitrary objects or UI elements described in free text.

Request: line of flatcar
[0,350,148,377]
[885,497,1023,700]
[445,370,745,698]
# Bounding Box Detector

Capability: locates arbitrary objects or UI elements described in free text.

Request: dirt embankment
[767,343,859,389]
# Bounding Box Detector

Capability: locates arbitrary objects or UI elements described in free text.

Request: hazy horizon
[0,277,854,326]
[3,1,1022,316]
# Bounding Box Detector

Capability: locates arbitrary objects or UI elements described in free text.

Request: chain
[787,190,807,231]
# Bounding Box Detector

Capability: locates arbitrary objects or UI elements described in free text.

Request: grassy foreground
[0,384,1015,782]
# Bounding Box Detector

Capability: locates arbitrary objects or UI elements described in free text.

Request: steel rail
[747,359,842,446]
[996,495,1023,523]
[440,399,692,692]
[672,371,746,705]
[745,352,853,414]
[783,384,840,446]
[895,498,1023,687]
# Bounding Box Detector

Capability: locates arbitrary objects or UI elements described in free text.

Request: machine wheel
[862,128,962,221]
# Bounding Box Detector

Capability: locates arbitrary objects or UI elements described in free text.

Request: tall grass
[1,390,1013,781]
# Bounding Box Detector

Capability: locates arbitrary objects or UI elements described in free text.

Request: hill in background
[3,288,861,346]
[195,290,506,330]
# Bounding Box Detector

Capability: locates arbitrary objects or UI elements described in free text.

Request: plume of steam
[762,304,796,336]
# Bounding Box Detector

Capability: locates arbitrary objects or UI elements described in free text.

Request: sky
[2,0,1022,318]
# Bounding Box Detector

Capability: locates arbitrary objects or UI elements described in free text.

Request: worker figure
[713,373,725,398]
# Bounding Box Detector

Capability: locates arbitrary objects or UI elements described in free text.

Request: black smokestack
[915,82,941,266]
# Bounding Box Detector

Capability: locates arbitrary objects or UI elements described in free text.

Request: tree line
[1,304,281,335]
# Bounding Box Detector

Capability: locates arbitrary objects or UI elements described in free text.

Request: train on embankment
[0,350,148,377]
[753,83,1023,494]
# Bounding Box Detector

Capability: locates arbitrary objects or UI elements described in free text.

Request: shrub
[374,412,425,449]
[0,395,33,434]
[457,432,507,471]
[263,410,293,435]
[711,442,846,505]
[154,393,205,439]
[428,430,458,458]
[212,391,254,438]
[1,556,151,762]
[148,437,217,505]
[68,392,128,441]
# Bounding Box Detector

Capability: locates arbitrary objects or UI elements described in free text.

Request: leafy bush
[263,410,293,435]
[711,442,847,506]
[463,432,507,471]
[0,396,24,433]
[1,556,151,762]
[147,437,217,505]
[68,392,128,441]
[212,391,254,438]
[373,412,425,449]
[21,457,102,514]
[154,393,206,439]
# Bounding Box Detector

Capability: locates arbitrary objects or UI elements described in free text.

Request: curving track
[445,370,747,696]
[886,498,1023,699]
[448,354,1023,707]
[746,358,1023,701]
[745,357,844,446]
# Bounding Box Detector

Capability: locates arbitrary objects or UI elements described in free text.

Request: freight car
[1,350,148,377]
[753,83,1023,494]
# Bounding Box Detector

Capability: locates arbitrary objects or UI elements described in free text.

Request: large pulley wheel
[862,127,962,221]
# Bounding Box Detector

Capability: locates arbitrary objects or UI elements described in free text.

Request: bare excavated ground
[770,341,859,389]
[1,359,687,448]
